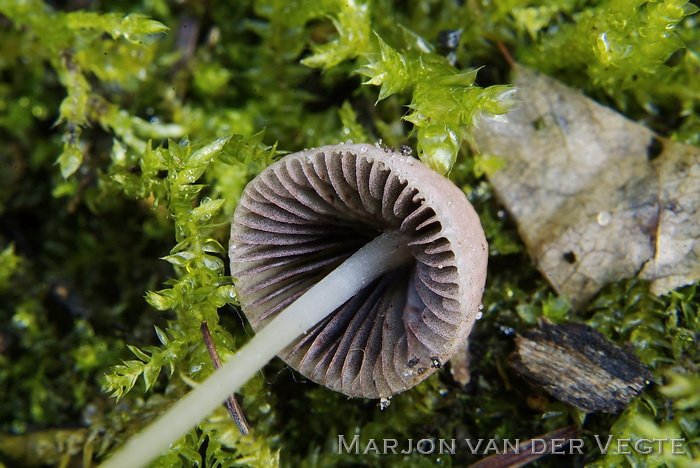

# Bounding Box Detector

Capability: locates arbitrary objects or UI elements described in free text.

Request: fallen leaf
[474,65,700,306]
[639,140,700,294]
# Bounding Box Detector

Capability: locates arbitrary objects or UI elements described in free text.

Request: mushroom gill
[229,143,488,398]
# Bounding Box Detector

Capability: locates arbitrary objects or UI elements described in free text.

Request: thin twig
[468,425,581,468]
[495,41,515,68]
[200,321,250,436]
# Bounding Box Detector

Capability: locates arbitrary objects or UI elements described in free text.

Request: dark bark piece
[229,143,488,398]
[509,319,652,413]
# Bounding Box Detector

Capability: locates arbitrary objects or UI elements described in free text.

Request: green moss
[585,281,700,465]
[0,0,169,177]
[0,0,698,467]
[515,0,700,124]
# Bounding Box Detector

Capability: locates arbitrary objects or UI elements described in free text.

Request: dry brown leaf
[473,65,700,306]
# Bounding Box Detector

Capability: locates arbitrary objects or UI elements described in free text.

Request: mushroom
[229,143,488,398]
[100,143,487,468]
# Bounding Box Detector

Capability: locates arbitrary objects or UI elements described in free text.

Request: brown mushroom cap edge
[229,143,488,398]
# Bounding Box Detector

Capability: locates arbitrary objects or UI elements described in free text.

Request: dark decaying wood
[229,143,488,398]
[509,319,652,413]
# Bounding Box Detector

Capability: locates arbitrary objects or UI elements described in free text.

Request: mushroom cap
[229,143,488,398]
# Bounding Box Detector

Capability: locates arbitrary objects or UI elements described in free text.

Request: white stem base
[100,230,412,468]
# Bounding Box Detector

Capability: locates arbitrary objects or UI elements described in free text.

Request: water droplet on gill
[597,211,611,226]
[378,396,392,410]
[475,311,483,320]
[359,146,368,153]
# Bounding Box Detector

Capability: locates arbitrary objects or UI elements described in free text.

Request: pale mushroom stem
[100,230,413,468]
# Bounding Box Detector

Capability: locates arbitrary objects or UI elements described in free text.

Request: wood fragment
[509,319,652,413]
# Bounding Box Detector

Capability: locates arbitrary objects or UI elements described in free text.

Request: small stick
[495,41,514,68]
[200,321,250,436]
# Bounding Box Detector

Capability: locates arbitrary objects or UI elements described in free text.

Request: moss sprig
[0,0,169,177]
[257,0,516,174]
[104,135,276,398]
[102,135,280,465]
[516,0,700,117]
